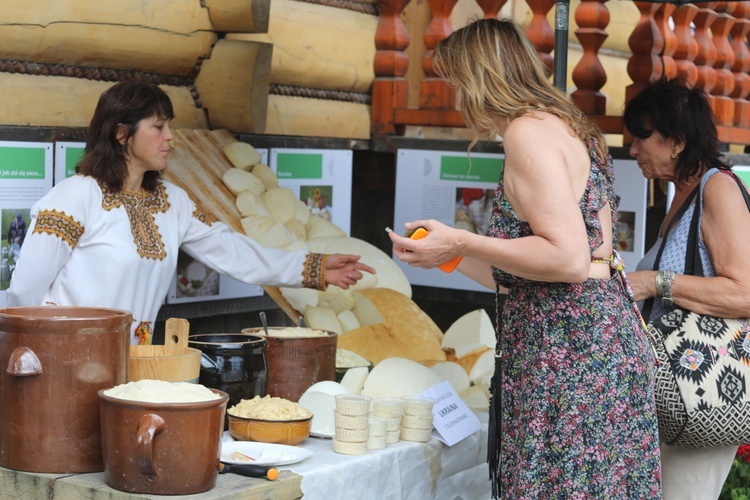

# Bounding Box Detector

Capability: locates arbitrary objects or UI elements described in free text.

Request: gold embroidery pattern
[33,209,84,248]
[302,252,327,291]
[100,182,169,260]
[193,205,214,226]
[134,321,153,345]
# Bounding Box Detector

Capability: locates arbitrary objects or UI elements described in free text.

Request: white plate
[220,441,313,466]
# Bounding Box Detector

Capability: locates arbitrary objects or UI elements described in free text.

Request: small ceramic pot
[99,388,229,495]
[241,327,337,402]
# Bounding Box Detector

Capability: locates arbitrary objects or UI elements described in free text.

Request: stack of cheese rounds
[332,395,371,455]
[399,396,435,442]
[372,398,405,445]
[367,415,388,450]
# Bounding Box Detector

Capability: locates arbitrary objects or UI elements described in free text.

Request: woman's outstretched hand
[388,220,461,269]
[324,254,376,289]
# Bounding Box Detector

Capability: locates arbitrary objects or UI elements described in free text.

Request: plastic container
[402,396,435,416]
[333,411,369,430]
[335,394,371,416]
[372,398,404,418]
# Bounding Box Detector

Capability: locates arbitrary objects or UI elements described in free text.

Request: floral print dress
[487,140,661,498]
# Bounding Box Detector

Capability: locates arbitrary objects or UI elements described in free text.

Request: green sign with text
[276,153,323,179]
[0,146,47,180]
[440,156,503,183]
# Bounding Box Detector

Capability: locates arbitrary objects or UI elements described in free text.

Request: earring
[671,152,676,159]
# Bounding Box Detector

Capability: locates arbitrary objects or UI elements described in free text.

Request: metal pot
[99,388,229,495]
[188,333,268,409]
[0,306,131,473]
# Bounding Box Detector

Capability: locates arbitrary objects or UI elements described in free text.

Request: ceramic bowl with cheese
[227,414,312,446]
[226,395,313,446]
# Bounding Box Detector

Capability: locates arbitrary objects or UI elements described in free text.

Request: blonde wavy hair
[432,18,608,161]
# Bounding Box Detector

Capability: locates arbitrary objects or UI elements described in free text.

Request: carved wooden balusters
[419,0,458,110]
[372,0,411,134]
[525,0,557,74]
[571,0,610,117]
[709,2,737,126]
[625,3,665,109]
[728,2,750,128]
[671,4,700,86]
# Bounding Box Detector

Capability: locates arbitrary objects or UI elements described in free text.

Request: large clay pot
[99,388,228,495]
[0,306,131,473]
[241,327,338,402]
[188,333,268,409]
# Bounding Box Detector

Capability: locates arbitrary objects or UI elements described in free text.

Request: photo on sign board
[455,187,494,235]
[616,211,636,253]
[300,185,333,222]
[175,251,220,298]
[1,209,30,290]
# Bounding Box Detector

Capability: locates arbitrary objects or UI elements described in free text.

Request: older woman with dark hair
[8,80,374,345]
[625,77,750,499]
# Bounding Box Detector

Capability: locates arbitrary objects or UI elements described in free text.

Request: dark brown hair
[77,80,175,191]
[623,77,730,183]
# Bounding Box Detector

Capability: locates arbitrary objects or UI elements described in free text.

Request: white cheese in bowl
[104,379,220,403]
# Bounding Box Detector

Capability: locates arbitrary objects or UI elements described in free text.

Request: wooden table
[0,465,302,499]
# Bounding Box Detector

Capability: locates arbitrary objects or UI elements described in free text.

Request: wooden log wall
[230,0,379,139]
[0,0,272,134]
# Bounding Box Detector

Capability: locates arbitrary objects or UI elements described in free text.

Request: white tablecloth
[285,412,491,500]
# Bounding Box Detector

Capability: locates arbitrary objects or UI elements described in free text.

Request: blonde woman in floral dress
[389,18,661,498]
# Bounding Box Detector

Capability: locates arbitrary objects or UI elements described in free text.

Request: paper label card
[418,380,482,446]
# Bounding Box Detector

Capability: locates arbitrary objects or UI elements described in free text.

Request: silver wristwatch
[660,270,676,307]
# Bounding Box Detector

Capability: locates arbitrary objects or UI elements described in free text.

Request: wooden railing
[372,0,750,146]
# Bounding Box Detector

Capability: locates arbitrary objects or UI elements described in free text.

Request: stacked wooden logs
[0,0,378,139]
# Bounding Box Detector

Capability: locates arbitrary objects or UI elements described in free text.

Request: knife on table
[219,462,279,480]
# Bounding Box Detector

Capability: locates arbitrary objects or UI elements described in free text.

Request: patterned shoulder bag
[645,172,750,447]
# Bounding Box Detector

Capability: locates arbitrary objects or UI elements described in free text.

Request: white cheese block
[236,190,271,218]
[340,366,369,395]
[240,215,274,241]
[303,305,343,335]
[429,361,471,394]
[305,381,350,396]
[468,350,496,385]
[351,292,385,326]
[318,287,355,313]
[294,198,311,225]
[442,309,496,350]
[454,342,486,359]
[223,141,262,170]
[250,163,279,189]
[305,214,347,239]
[257,222,296,249]
[361,357,442,399]
[337,310,360,332]
[263,187,298,224]
[459,385,489,411]
[222,168,265,197]
[298,391,337,437]
[285,219,307,241]
[305,237,410,297]
[279,286,319,313]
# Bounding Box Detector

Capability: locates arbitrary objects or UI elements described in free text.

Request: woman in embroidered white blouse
[7,80,374,345]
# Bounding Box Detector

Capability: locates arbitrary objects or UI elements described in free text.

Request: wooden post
[418,0,458,109]
[571,0,610,115]
[372,0,411,135]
